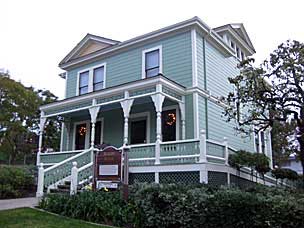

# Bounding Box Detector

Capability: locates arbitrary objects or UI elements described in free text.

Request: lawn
[0,207,113,228]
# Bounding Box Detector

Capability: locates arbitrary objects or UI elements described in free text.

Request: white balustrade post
[37,113,46,165]
[120,96,134,146]
[199,130,207,163]
[151,88,165,165]
[36,163,44,197]
[223,137,229,165]
[70,162,78,195]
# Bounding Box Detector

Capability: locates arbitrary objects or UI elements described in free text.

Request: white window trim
[72,118,104,150]
[163,105,180,141]
[76,63,107,96]
[129,111,151,144]
[141,45,163,79]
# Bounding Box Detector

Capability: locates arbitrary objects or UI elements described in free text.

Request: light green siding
[198,94,207,132]
[207,100,255,152]
[185,94,194,139]
[66,32,192,98]
[205,40,238,97]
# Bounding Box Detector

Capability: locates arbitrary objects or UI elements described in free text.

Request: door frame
[72,118,104,150]
[162,105,180,141]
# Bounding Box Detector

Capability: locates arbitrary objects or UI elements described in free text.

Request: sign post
[122,146,129,200]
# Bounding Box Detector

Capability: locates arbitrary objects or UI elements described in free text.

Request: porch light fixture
[166,113,176,126]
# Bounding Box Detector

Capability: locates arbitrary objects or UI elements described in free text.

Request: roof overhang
[59,17,236,70]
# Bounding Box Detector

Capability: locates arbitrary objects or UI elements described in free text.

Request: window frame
[93,66,105,92]
[78,70,90,95]
[76,63,106,96]
[142,45,162,79]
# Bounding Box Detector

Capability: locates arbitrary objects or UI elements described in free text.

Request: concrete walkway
[0,197,39,211]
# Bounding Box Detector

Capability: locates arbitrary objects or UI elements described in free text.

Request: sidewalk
[0,197,38,211]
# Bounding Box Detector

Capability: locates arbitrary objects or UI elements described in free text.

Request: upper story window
[93,66,104,91]
[142,46,162,79]
[77,63,106,96]
[79,71,89,95]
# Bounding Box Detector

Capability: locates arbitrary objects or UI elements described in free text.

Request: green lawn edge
[0,207,118,228]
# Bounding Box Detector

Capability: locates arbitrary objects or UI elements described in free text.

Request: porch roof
[40,75,186,118]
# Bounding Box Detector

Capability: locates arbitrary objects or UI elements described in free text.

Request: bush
[40,183,304,228]
[272,168,299,181]
[0,165,35,199]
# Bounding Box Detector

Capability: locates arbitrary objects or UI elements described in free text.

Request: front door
[130,119,147,144]
[75,123,87,150]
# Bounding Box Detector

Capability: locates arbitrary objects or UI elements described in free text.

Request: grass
[0,207,113,228]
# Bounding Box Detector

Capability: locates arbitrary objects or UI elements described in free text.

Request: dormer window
[79,71,89,95]
[142,46,162,79]
[230,41,235,50]
[77,63,106,96]
[236,47,240,59]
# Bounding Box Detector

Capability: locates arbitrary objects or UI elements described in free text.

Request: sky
[1,0,304,99]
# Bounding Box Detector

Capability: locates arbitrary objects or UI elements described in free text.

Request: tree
[0,72,61,164]
[225,40,304,179]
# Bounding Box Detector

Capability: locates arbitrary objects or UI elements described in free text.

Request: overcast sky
[1,0,303,99]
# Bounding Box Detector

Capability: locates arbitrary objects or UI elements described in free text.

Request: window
[93,66,104,91]
[77,63,106,95]
[240,51,245,61]
[79,71,89,95]
[236,47,240,59]
[230,41,235,50]
[162,109,176,142]
[130,119,147,144]
[142,46,162,78]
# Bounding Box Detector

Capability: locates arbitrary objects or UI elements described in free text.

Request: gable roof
[59,34,120,66]
[59,17,242,70]
[213,23,255,54]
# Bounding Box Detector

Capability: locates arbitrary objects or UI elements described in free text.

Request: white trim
[193,92,199,138]
[163,105,180,141]
[64,72,68,99]
[129,111,151,144]
[72,120,90,150]
[60,122,65,151]
[191,29,198,87]
[76,63,106,96]
[141,45,163,79]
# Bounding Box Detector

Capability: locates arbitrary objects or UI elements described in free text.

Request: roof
[213,23,256,54]
[59,16,255,70]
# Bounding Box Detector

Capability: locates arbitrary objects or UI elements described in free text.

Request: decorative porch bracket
[120,98,134,145]
[151,93,165,165]
[89,103,101,148]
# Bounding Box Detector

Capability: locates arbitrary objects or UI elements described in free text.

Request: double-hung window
[77,63,106,95]
[142,46,162,78]
[79,71,89,95]
[93,66,104,91]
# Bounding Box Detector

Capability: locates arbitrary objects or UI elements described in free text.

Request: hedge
[40,183,304,228]
[0,165,35,199]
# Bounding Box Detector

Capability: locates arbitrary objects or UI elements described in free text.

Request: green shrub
[40,184,304,228]
[0,165,35,199]
[272,168,299,181]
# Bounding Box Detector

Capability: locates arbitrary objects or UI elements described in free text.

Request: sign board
[93,146,122,191]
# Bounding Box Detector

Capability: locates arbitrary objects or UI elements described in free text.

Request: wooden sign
[93,146,122,190]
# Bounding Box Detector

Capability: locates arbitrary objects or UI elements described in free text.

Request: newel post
[223,137,229,166]
[37,113,46,165]
[36,163,45,197]
[199,130,207,163]
[70,162,78,195]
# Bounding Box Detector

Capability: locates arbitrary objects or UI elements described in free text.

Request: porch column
[178,97,186,140]
[151,87,165,165]
[120,93,134,145]
[89,99,100,148]
[37,112,46,165]
[64,120,71,151]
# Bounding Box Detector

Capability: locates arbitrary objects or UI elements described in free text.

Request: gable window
[93,66,104,91]
[142,46,162,79]
[77,63,106,96]
[79,71,89,95]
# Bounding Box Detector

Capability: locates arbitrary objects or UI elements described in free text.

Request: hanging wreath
[166,113,176,126]
[79,126,87,136]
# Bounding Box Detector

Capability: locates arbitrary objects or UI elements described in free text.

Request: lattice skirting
[129,173,155,184]
[159,171,200,184]
[208,171,228,186]
[230,174,257,189]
